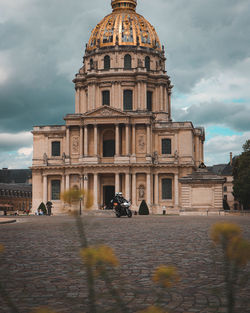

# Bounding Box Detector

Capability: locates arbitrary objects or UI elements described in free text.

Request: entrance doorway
[103,185,115,207]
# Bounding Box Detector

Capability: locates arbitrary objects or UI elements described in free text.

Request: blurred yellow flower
[0,244,4,253]
[80,245,119,271]
[211,222,242,245]
[137,305,167,313]
[152,265,179,288]
[61,188,93,211]
[227,236,250,266]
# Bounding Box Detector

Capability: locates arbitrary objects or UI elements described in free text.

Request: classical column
[61,175,65,194]
[174,174,179,207]
[66,127,70,157]
[146,124,151,155]
[164,87,168,113]
[80,126,83,157]
[142,82,147,110]
[132,124,136,155]
[125,173,130,200]
[137,82,141,110]
[118,84,122,110]
[94,124,98,156]
[66,174,70,191]
[75,88,80,113]
[43,174,48,203]
[84,125,88,157]
[93,173,98,208]
[115,124,120,156]
[125,124,129,155]
[115,173,120,193]
[154,173,159,205]
[132,173,136,207]
[146,173,151,205]
[83,174,88,191]
[160,85,164,111]
[111,83,115,106]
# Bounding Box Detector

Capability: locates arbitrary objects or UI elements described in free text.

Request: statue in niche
[138,185,145,199]
[152,151,159,164]
[72,137,79,154]
[43,153,48,166]
[62,152,66,162]
[174,150,179,160]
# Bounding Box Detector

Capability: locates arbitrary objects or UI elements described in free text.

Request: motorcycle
[109,196,132,218]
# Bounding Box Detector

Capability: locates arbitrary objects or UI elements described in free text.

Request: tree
[233,140,250,210]
[139,200,149,215]
[38,202,47,215]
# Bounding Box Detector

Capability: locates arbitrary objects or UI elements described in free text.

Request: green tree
[233,140,250,210]
[38,202,47,215]
[139,200,150,215]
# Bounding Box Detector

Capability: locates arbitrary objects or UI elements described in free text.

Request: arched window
[123,90,133,111]
[124,54,132,69]
[104,55,110,70]
[145,56,150,71]
[147,91,153,111]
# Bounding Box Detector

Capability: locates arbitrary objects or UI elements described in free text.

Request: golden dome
[87,0,161,52]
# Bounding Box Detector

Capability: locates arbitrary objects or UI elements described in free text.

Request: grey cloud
[0,132,32,152]
[173,101,250,132]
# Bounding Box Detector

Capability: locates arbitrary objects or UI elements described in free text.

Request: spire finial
[111,0,137,11]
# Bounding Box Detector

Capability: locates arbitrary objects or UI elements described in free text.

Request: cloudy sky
[0,0,249,168]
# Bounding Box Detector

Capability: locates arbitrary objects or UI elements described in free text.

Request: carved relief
[137,134,146,153]
[72,136,79,154]
[138,185,145,200]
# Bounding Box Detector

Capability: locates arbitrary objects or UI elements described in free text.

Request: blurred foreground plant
[0,244,4,253]
[33,308,57,313]
[137,305,167,313]
[211,222,250,313]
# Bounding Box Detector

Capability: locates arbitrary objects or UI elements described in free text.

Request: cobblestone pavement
[0,215,250,313]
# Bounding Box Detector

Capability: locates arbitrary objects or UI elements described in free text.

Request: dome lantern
[111,0,137,11]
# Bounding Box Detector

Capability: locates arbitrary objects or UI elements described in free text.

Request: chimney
[230,152,233,166]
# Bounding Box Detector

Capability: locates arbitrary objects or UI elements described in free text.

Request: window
[90,58,94,69]
[162,139,171,155]
[51,180,60,200]
[103,140,115,157]
[124,54,132,69]
[123,90,133,111]
[145,56,150,71]
[52,141,60,156]
[104,55,110,70]
[147,91,153,111]
[162,179,172,200]
[224,186,228,192]
[102,90,110,106]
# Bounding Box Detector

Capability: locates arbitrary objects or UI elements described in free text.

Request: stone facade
[32,0,223,215]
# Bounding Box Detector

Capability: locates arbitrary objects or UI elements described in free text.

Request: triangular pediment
[84,106,130,118]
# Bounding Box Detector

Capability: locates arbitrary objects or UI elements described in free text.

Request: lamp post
[79,196,83,216]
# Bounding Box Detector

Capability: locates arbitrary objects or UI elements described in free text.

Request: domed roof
[87,0,161,52]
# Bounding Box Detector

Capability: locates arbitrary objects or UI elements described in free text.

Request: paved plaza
[0,215,250,313]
